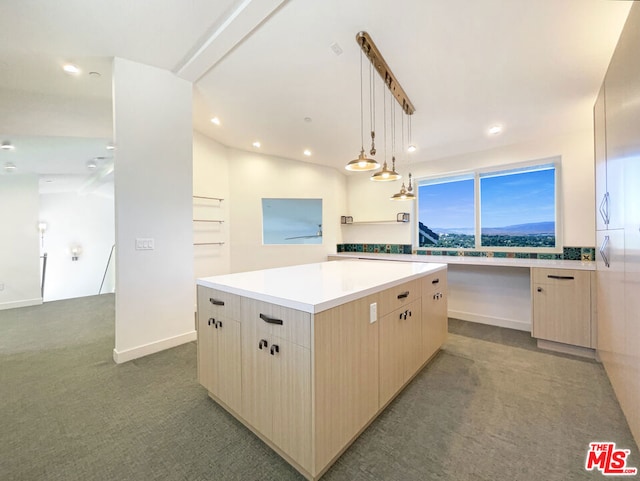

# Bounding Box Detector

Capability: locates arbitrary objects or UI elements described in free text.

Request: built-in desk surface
[330,253,595,271]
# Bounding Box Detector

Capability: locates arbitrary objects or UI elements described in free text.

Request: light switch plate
[370,302,377,323]
[135,238,155,250]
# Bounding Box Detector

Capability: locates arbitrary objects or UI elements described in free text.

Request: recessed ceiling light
[88,71,101,78]
[1,141,15,150]
[4,162,16,172]
[407,145,416,153]
[488,124,503,135]
[106,143,115,151]
[303,149,312,157]
[63,63,81,74]
[252,141,261,148]
[304,117,312,123]
[211,117,221,126]
[87,159,98,170]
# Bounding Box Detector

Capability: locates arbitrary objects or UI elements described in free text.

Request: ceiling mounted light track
[356,31,415,116]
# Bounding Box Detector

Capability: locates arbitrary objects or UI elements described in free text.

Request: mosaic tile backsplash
[336,244,595,261]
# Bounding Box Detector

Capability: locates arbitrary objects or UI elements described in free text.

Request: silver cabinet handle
[599,235,610,268]
[599,192,610,225]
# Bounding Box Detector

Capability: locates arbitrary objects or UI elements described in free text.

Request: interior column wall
[0,174,41,310]
[112,57,194,363]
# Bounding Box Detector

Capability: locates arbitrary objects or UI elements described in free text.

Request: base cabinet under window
[531,268,594,348]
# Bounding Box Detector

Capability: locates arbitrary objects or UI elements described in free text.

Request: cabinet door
[532,269,591,348]
[197,286,216,393]
[379,299,421,406]
[597,230,626,389]
[604,45,634,230]
[215,318,242,412]
[594,84,608,231]
[241,318,272,437]
[313,294,380,472]
[270,337,312,472]
[422,281,448,362]
[379,307,406,406]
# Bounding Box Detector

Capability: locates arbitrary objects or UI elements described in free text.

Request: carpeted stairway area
[1,296,637,480]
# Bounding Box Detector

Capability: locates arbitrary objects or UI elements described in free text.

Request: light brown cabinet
[531,268,594,348]
[593,3,640,446]
[422,272,448,362]
[196,286,242,412]
[240,298,312,471]
[197,266,448,480]
[379,298,422,406]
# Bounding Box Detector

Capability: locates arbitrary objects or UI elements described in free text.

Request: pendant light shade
[371,157,401,181]
[346,149,380,171]
[390,173,416,200]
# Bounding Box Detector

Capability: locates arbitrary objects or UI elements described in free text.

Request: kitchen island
[196,260,447,480]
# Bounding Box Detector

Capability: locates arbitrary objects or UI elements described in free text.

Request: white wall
[39,191,114,301]
[448,265,532,331]
[345,129,596,330]
[228,149,346,273]
[193,132,231,280]
[0,174,41,310]
[112,58,194,363]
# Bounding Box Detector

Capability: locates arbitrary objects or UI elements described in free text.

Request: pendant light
[371,83,401,182]
[391,112,416,200]
[345,49,379,172]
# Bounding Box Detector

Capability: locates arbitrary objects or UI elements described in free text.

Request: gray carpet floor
[1,296,638,480]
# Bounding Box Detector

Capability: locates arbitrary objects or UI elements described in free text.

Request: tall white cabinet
[594,3,640,447]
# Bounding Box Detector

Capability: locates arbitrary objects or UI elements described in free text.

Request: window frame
[415,157,562,253]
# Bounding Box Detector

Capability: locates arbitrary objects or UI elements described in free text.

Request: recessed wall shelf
[193,195,225,247]
[341,213,410,224]
[193,195,224,202]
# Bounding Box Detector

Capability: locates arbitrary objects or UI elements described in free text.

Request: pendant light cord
[383,80,387,163]
[391,94,395,158]
[359,49,364,151]
[370,62,375,138]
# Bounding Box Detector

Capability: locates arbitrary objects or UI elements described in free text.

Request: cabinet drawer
[198,286,242,319]
[242,298,311,348]
[378,279,421,317]
[532,268,589,286]
[422,271,447,294]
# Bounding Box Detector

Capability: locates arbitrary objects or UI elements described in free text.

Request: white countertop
[197,260,447,314]
[329,253,595,271]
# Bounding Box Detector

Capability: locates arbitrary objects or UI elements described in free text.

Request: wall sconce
[38,222,47,248]
[70,245,82,261]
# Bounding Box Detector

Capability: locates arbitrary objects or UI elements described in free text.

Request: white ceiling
[0,0,632,178]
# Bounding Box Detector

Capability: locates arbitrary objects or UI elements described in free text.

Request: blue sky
[418,169,555,229]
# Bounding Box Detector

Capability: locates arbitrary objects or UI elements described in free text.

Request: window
[417,175,475,248]
[417,160,559,251]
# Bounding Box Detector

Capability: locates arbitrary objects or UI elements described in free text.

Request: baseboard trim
[537,339,596,359]
[0,297,42,311]
[448,309,531,332]
[113,330,197,364]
